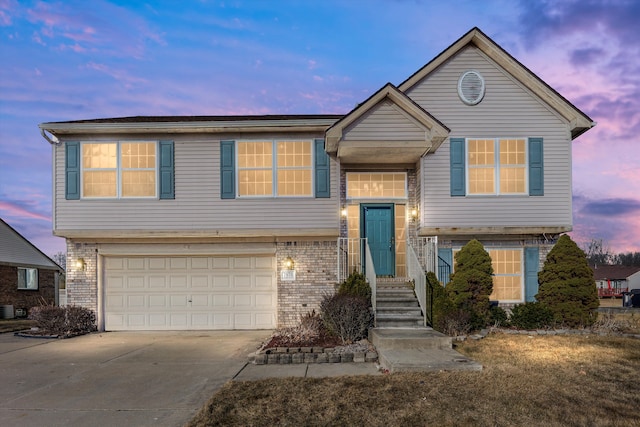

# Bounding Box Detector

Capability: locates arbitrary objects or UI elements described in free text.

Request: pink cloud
[0,200,50,222]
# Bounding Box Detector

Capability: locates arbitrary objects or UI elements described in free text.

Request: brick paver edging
[249,347,378,365]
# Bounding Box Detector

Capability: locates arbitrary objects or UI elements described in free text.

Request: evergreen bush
[509,302,554,330]
[446,239,494,330]
[338,270,371,301]
[537,235,599,327]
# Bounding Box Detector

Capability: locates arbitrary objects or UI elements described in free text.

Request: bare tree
[584,239,615,266]
[51,251,66,271]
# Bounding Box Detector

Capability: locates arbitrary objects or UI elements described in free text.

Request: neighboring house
[38,28,594,331]
[591,265,640,297]
[0,218,64,318]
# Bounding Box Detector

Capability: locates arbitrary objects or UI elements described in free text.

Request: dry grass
[188,334,640,427]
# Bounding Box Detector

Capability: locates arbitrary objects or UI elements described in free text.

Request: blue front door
[362,205,395,276]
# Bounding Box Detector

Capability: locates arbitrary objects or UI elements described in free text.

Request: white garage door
[104,255,276,330]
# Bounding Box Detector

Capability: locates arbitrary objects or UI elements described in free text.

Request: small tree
[537,235,599,327]
[446,239,494,330]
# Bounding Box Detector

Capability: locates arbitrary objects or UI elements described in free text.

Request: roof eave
[38,118,341,137]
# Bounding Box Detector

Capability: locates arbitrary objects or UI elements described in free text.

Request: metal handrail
[407,243,427,327]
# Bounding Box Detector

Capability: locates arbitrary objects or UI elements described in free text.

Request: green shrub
[509,302,554,330]
[428,271,456,332]
[537,235,599,328]
[488,305,509,327]
[446,239,494,330]
[320,294,372,344]
[29,305,96,337]
[338,270,371,301]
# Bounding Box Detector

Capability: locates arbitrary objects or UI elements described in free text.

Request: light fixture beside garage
[75,258,86,271]
[284,256,295,270]
[281,256,296,281]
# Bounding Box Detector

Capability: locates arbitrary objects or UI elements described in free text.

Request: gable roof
[0,218,63,271]
[398,27,595,139]
[325,82,450,158]
[591,265,640,281]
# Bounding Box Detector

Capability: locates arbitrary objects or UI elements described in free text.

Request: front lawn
[188,334,640,427]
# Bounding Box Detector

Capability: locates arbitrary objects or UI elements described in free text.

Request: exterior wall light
[284,256,295,270]
[75,258,86,271]
[410,208,419,221]
[341,206,348,218]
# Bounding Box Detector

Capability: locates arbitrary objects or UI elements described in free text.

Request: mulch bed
[262,332,343,349]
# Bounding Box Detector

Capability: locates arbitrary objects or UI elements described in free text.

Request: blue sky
[1,0,639,256]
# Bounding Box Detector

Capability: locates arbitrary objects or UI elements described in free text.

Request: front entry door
[362,204,394,276]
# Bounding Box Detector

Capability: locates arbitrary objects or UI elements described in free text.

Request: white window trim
[18,267,38,290]
[465,137,528,196]
[235,139,314,198]
[345,172,408,200]
[80,141,159,199]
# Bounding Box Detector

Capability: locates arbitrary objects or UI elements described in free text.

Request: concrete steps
[369,328,482,373]
[375,278,424,328]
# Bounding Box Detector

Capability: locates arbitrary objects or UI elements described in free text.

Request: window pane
[277,141,311,167]
[468,139,494,166]
[122,142,156,169]
[239,170,273,196]
[238,142,272,168]
[346,173,406,198]
[18,268,38,289]
[83,143,116,168]
[500,167,526,193]
[122,171,156,197]
[499,139,525,165]
[468,168,495,194]
[278,170,311,196]
[489,249,522,301]
[83,171,117,197]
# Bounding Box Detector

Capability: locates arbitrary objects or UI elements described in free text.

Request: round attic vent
[458,70,485,105]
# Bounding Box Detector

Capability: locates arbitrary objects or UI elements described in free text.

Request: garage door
[104,256,276,330]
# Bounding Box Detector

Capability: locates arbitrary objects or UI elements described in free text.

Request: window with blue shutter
[220,140,235,199]
[528,137,544,196]
[314,138,330,198]
[159,141,174,199]
[65,141,80,200]
[524,246,540,302]
[449,138,465,196]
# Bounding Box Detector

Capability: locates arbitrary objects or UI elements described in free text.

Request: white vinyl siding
[54,134,339,233]
[343,100,426,141]
[410,46,572,228]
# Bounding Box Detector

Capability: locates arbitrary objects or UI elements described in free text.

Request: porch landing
[369,328,482,373]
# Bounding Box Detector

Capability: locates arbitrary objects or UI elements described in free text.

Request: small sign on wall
[281,270,296,281]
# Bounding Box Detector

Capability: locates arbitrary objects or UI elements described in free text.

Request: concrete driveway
[0,330,270,427]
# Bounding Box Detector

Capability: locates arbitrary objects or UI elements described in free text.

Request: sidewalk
[234,362,382,381]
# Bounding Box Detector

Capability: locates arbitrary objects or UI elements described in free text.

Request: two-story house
[39,28,594,331]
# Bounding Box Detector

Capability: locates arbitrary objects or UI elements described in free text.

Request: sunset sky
[1,0,639,257]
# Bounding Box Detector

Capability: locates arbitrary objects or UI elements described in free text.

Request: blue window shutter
[220,140,235,199]
[525,246,540,302]
[314,138,330,198]
[450,138,465,196]
[528,137,544,196]
[65,141,80,200]
[159,141,174,199]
